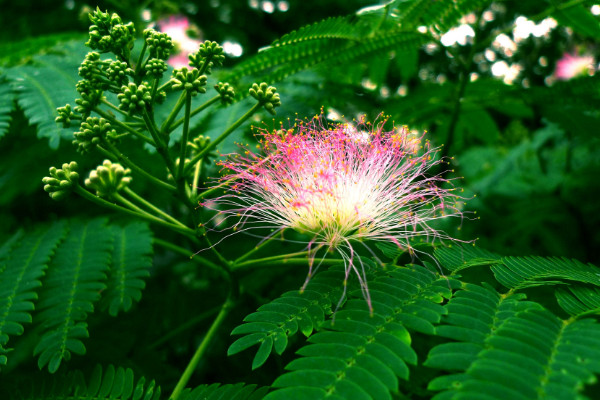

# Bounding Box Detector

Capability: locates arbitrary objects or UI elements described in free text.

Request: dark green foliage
[178,383,268,400]
[0,219,154,373]
[34,218,113,373]
[0,222,68,366]
[228,267,345,369]
[1,42,85,148]
[103,222,153,316]
[0,79,15,138]
[265,265,457,399]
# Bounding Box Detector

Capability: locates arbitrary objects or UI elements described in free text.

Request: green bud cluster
[42,162,79,200]
[171,68,207,96]
[117,82,152,115]
[78,52,104,83]
[249,82,281,115]
[145,58,168,78]
[85,159,132,197]
[73,117,117,153]
[75,79,104,116]
[144,29,175,60]
[215,82,235,105]
[106,59,133,87]
[189,40,225,73]
[86,7,135,54]
[56,104,78,128]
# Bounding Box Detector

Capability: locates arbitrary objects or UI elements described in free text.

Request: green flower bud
[79,52,103,81]
[106,59,133,86]
[56,104,78,128]
[188,40,225,73]
[144,29,175,60]
[249,82,281,115]
[117,82,152,115]
[75,79,104,115]
[145,58,168,78]
[85,159,132,197]
[85,8,135,54]
[42,162,79,200]
[171,68,207,96]
[73,117,117,153]
[214,82,235,105]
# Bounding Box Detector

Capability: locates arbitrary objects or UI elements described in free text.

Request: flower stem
[233,229,285,264]
[123,187,187,229]
[93,107,155,146]
[233,256,343,272]
[153,237,224,273]
[161,91,187,134]
[169,297,234,400]
[168,95,221,133]
[73,185,196,237]
[101,98,144,122]
[177,92,193,180]
[98,142,176,192]
[184,102,262,176]
[143,109,177,179]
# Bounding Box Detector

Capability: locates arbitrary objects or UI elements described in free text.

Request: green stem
[123,187,187,229]
[184,102,262,176]
[234,256,343,272]
[101,98,144,122]
[149,305,220,349]
[143,109,177,178]
[93,107,155,146]
[169,297,234,400]
[136,40,148,73]
[177,92,193,180]
[233,230,284,264]
[73,185,195,236]
[152,237,223,273]
[168,95,220,133]
[161,92,187,134]
[98,142,176,192]
[191,158,202,200]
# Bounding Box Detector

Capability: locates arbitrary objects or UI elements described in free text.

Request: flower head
[156,15,201,68]
[203,115,469,311]
[554,52,595,80]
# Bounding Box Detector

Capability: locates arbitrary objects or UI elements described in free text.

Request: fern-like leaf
[556,285,600,317]
[5,364,160,400]
[33,218,113,373]
[492,256,600,289]
[0,222,68,366]
[0,78,15,138]
[178,383,268,400]
[103,222,153,317]
[434,244,502,272]
[425,283,540,383]
[430,306,600,399]
[228,266,345,370]
[3,43,83,149]
[265,264,457,400]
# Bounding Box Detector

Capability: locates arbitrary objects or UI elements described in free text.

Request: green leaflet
[102,222,153,316]
[228,266,346,369]
[34,218,113,373]
[434,244,502,272]
[266,265,457,400]
[3,40,85,149]
[431,308,600,399]
[0,78,15,139]
[493,256,600,289]
[178,383,268,400]
[0,222,68,366]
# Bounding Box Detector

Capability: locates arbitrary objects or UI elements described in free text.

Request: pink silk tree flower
[156,15,201,68]
[202,115,470,312]
[554,52,595,80]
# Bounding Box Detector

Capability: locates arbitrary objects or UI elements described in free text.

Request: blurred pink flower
[156,15,201,68]
[203,115,470,311]
[554,52,595,80]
